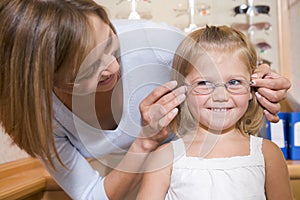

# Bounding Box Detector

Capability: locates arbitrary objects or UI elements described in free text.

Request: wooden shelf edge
[0,158,42,179]
[287,160,300,179]
[0,177,46,200]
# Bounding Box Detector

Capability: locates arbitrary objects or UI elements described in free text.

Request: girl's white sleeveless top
[165,135,266,200]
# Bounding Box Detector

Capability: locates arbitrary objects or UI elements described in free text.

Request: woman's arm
[41,135,109,200]
[104,81,186,200]
[251,64,291,123]
[263,139,293,199]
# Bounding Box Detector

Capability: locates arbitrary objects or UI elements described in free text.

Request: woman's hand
[105,82,186,199]
[137,81,186,152]
[251,64,291,123]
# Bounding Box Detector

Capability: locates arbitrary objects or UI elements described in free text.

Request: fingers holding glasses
[141,84,186,126]
[254,91,281,123]
[256,86,288,104]
[251,65,291,102]
[250,64,291,123]
[255,91,281,113]
[252,72,291,93]
[263,110,280,123]
[139,81,187,141]
[140,81,178,109]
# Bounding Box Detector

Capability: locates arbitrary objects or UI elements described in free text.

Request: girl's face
[185,50,252,133]
[56,14,120,95]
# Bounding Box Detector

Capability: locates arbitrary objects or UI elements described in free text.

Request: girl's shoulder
[261,139,293,199]
[261,138,286,164]
[262,138,282,155]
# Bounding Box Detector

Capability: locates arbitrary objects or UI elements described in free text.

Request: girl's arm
[263,139,293,199]
[137,143,173,200]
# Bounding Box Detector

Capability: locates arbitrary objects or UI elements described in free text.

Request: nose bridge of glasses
[213,83,229,93]
[217,82,249,94]
[211,83,229,100]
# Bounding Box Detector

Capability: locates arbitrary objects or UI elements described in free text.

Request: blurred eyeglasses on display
[234,4,270,16]
[231,22,271,35]
[256,42,271,53]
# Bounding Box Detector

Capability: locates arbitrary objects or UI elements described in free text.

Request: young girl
[137,25,293,200]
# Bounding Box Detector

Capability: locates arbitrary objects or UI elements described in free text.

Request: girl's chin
[200,121,237,133]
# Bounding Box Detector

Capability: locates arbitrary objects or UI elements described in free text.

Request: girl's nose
[211,86,229,101]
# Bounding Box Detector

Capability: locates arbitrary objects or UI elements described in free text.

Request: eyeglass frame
[231,22,272,32]
[233,4,270,16]
[185,79,252,95]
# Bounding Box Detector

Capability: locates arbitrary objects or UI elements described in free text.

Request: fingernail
[263,109,270,115]
[250,80,256,86]
[251,74,259,78]
[177,94,186,102]
[255,92,262,99]
[178,86,187,94]
[166,81,178,90]
[171,108,179,115]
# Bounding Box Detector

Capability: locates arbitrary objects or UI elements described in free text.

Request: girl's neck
[182,127,249,158]
[182,125,241,141]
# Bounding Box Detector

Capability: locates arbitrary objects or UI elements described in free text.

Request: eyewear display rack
[96,0,280,73]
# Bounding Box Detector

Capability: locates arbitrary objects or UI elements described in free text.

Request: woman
[0,0,290,199]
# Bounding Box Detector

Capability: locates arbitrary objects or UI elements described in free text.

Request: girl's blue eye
[196,80,212,86]
[228,79,242,85]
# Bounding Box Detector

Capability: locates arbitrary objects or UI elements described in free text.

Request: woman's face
[56,14,120,95]
[185,50,252,133]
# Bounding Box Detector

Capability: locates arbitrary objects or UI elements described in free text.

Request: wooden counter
[287,160,300,179]
[0,158,62,200]
[0,158,300,200]
[287,160,300,200]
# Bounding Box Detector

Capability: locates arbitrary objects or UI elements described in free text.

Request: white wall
[95,0,280,72]
[288,0,300,111]
[0,127,28,164]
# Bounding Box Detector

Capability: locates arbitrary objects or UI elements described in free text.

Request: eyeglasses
[257,58,272,66]
[186,79,251,95]
[256,42,271,53]
[234,5,270,16]
[231,22,271,32]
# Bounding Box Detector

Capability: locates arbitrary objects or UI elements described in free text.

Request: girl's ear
[249,91,253,101]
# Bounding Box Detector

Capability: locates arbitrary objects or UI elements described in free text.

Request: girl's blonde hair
[0,0,113,169]
[170,25,264,136]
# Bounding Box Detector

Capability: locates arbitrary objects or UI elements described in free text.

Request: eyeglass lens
[192,80,250,95]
